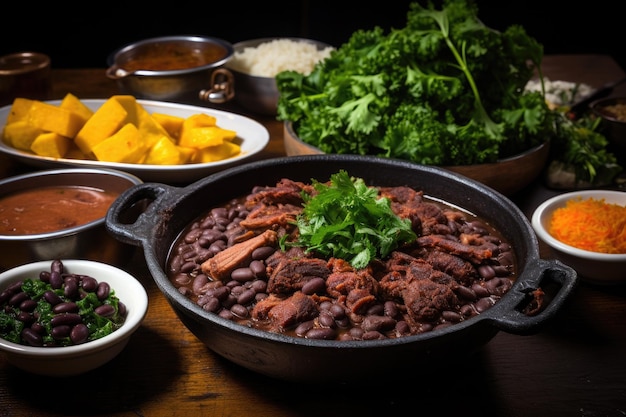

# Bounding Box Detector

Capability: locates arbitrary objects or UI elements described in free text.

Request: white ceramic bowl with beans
[531,190,626,285]
[0,259,148,376]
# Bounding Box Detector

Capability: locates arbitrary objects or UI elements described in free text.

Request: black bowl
[106,155,577,383]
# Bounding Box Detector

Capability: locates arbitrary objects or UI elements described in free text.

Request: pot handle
[105,182,180,246]
[198,68,235,104]
[487,258,577,335]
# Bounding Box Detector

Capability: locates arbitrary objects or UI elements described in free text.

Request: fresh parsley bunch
[277,0,551,166]
[286,171,417,269]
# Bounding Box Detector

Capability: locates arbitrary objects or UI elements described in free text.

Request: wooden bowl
[283,122,549,196]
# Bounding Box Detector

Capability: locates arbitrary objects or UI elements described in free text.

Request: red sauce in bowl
[0,186,119,235]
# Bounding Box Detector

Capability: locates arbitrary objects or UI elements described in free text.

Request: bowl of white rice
[223,37,334,115]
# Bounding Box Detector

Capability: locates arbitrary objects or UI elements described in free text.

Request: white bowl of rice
[225,37,334,115]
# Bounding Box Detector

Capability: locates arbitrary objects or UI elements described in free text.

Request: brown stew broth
[121,42,228,72]
[0,186,119,235]
[167,179,518,341]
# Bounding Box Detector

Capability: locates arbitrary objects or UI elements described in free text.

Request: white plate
[0,99,270,183]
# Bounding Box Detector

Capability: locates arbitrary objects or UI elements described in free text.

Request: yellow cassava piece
[6,98,36,124]
[192,141,241,163]
[60,93,94,124]
[183,113,218,128]
[179,126,237,149]
[144,136,182,165]
[111,95,140,125]
[176,146,195,164]
[2,120,44,150]
[30,132,72,158]
[91,123,145,163]
[152,113,185,139]
[135,106,174,150]
[26,101,84,138]
[74,97,128,155]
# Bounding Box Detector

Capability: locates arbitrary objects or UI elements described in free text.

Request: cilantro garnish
[286,170,417,269]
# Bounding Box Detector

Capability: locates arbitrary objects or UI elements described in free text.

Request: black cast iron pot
[106,155,577,383]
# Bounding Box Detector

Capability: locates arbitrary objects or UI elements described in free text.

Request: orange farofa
[549,197,626,254]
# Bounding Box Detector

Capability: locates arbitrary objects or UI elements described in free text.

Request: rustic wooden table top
[1,55,625,417]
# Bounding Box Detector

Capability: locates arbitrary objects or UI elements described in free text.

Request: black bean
[251,280,267,293]
[81,276,98,292]
[474,297,495,313]
[19,299,37,312]
[180,261,198,274]
[305,327,337,340]
[96,282,110,300]
[366,304,384,316]
[383,301,399,319]
[396,321,411,335]
[295,320,315,336]
[318,311,336,328]
[251,246,275,260]
[362,330,385,340]
[230,304,249,318]
[51,260,63,274]
[222,294,237,309]
[201,297,221,313]
[70,324,89,344]
[249,260,266,278]
[51,325,71,339]
[208,286,230,301]
[16,311,33,323]
[231,267,255,283]
[209,241,226,255]
[49,271,63,289]
[52,302,78,314]
[63,277,79,299]
[455,285,477,301]
[329,304,346,320]
[30,322,45,334]
[51,313,82,326]
[43,290,63,305]
[184,228,203,243]
[192,274,209,294]
[8,291,29,307]
[301,277,326,295]
[472,283,491,298]
[218,309,234,320]
[21,328,43,347]
[118,302,127,317]
[348,328,365,339]
[442,310,463,322]
[362,315,396,332]
[237,288,257,305]
[478,265,496,280]
[94,304,116,317]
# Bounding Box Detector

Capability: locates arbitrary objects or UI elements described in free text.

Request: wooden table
[1,55,625,417]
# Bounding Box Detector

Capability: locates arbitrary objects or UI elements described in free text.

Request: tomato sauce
[0,186,119,235]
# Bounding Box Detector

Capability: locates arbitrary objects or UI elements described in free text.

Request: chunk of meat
[201,229,278,280]
[417,234,493,263]
[402,278,460,322]
[239,203,302,230]
[251,291,319,331]
[267,257,331,294]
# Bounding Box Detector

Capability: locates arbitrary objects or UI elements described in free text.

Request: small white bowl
[0,259,148,376]
[531,190,626,284]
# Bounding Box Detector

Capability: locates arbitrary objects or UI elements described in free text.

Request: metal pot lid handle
[106,183,180,246]
[198,68,235,104]
[486,259,578,334]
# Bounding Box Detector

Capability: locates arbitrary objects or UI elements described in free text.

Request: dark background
[1,1,623,71]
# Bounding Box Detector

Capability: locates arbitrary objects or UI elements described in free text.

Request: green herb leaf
[287,171,416,269]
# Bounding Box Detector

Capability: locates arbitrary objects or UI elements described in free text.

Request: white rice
[227,39,335,78]
[525,78,594,106]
